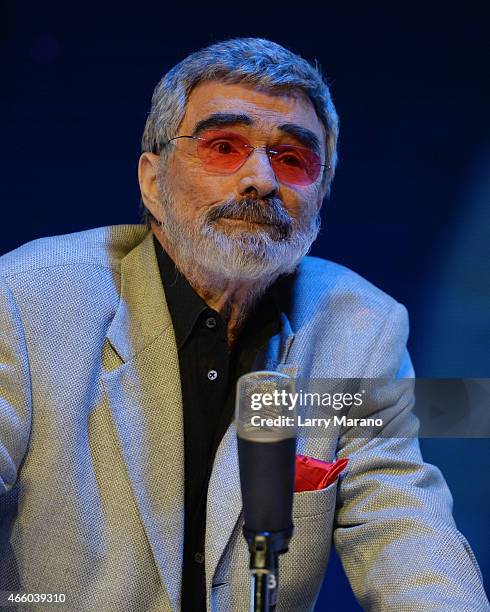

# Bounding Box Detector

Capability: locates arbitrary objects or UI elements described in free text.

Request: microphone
[235,371,297,612]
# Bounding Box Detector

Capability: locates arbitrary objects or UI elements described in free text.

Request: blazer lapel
[101,231,184,611]
[205,311,297,595]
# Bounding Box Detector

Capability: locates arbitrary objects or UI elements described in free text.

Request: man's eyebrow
[277,124,321,155]
[192,113,253,136]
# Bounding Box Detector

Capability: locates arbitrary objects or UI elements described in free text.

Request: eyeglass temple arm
[152,135,195,153]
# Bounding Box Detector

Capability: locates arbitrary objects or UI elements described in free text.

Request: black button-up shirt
[154,236,281,612]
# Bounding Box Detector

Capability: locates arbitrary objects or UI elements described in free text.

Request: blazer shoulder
[281,255,403,330]
[300,255,399,305]
[0,224,148,279]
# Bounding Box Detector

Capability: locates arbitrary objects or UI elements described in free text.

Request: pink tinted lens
[195,130,322,185]
[270,144,322,186]
[196,130,250,173]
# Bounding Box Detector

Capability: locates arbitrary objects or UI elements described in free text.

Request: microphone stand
[236,371,296,612]
[245,528,293,612]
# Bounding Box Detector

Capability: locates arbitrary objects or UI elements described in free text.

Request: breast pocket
[292,481,338,519]
[274,482,337,610]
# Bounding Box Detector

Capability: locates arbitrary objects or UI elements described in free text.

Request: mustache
[206,197,293,239]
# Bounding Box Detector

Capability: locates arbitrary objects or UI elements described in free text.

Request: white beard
[156,181,321,285]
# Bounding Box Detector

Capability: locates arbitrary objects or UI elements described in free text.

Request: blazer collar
[106,229,173,363]
[102,230,184,610]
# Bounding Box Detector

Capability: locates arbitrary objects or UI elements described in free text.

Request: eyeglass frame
[155,132,332,182]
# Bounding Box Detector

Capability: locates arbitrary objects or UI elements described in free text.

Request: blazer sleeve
[333,302,490,611]
[0,274,32,495]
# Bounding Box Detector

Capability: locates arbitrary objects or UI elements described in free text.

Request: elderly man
[0,38,487,612]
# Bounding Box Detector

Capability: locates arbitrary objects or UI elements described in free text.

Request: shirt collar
[153,234,283,351]
[153,235,209,349]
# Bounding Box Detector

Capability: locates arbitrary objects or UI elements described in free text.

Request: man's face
[144,81,328,281]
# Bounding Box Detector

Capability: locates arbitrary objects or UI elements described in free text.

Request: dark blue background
[2,3,489,609]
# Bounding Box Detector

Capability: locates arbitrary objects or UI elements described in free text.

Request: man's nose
[237,148,280,199]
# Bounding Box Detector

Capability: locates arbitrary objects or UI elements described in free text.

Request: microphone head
[235,371,297,538]
[235,371,296,442]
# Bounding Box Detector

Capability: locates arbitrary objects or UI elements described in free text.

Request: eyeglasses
[161,129,330,187]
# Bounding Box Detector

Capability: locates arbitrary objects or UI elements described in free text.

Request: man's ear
[138,152,162,222]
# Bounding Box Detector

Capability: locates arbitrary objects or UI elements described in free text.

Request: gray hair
[140,37,339,225]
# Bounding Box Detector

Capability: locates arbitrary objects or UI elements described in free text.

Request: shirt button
[207,369,218,381]
[205,316,217,329]
[194,552,205,564]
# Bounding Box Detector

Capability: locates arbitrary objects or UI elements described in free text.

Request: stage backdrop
[2,4,489,609]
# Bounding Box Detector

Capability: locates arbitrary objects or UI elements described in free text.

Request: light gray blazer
[0,225,487,611]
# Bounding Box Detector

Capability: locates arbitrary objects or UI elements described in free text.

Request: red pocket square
[295,455,348,492]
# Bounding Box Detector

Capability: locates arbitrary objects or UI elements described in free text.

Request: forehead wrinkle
[186,93,324,153]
